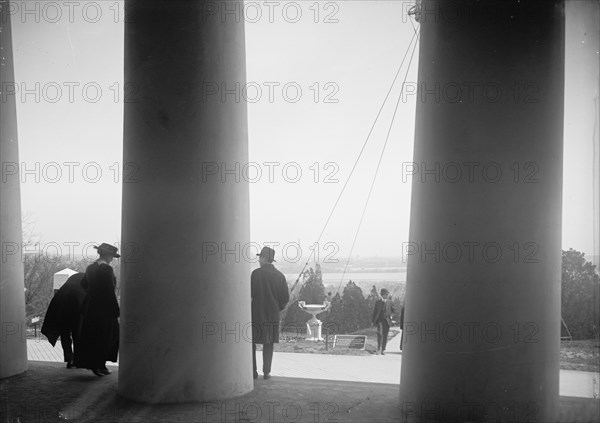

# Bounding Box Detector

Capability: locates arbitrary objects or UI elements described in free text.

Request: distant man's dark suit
[251,262,289,376]
[372,298,392,353]
[399,304,405,350]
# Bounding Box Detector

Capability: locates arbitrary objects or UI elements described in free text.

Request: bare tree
[21,216,71,319]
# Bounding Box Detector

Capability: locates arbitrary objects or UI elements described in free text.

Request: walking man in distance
[251,246,289,380]
[373,288,393,355]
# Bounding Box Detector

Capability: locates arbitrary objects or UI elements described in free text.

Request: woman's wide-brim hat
[94,243,121,258]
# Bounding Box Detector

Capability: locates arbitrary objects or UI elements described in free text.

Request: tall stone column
[400,1,564,422]
[0,1,28,379]
[118,0,252,402]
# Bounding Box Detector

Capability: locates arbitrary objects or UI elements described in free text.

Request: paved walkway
[27,332,599,398]
[272,332,402,384]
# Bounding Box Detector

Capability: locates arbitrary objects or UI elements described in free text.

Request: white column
[400,1,564,421]
[118,0,253,402]
[0,0,28,379]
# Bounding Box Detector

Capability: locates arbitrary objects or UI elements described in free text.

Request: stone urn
[298,301,331,341]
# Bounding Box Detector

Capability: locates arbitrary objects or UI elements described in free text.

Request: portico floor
[1,334,597,422]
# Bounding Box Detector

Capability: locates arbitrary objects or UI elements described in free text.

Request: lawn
[269,327,400,356]
[560,339,600,372]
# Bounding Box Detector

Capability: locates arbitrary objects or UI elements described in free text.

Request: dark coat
[74,262,120,368]
[251,263,289,344]
[41,273,86,346]
[372,298,393,325]
[399,305,405,329]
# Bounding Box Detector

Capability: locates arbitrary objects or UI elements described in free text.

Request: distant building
[53,268,78,292]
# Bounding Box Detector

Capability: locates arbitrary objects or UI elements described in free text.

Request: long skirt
[74,316,119,369]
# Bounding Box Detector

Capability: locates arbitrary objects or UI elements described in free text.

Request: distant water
[285,272,406,284]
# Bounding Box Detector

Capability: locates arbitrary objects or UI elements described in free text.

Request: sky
[5,0,600,264]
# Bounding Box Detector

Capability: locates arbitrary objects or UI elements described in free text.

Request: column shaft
[400,1,564,422]
[0,1,28,379]
[118,0,252,402]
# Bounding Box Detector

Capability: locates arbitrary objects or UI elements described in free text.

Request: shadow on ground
[1,361,598,422]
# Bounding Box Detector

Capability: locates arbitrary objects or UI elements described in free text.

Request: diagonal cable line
[290,29,420,292]
[336,29,420,294]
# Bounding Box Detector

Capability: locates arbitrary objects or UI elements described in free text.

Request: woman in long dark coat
[74,243,120,376]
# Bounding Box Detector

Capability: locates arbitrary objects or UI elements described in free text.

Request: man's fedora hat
[94,243,121,258]
[257,246,276,262]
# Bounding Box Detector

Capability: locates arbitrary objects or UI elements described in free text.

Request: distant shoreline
[285,272,407,285]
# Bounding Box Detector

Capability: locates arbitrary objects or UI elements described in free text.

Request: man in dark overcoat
[251,246,289,380]
[41,272,86,368]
